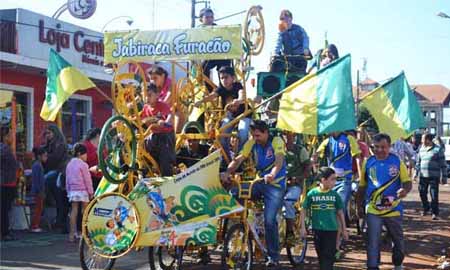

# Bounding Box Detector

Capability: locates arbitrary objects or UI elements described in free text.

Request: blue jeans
[333,179,352,213]
[232,182,285,262]
[283,185,301,219]
[220,115,251,159]
[366,214,405,270]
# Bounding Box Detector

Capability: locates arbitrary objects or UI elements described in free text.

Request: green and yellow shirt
[302,187,344,231]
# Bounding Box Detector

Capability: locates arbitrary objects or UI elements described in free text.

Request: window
[423,111,428,118]
[430,111,436,121]
[0,84,34,153]
[430,127,436,135]
[61,95,92,146]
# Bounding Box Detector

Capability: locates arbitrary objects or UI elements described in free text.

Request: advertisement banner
[103,25,242,63]
[130,151,243,246]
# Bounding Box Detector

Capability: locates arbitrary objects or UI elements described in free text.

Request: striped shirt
[416,144,447,178]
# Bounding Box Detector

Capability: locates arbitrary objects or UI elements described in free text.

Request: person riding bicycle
[194,66,251,160]
[283,132,310,244]
[221,120,286,267]
[141,83,176,176]
[272,9,311,74]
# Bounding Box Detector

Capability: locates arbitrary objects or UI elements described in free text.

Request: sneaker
[432,214,439,220]
[265,257,279,268]
[421,211,429,216]
[31,228,44,233]
[394,265,403,270]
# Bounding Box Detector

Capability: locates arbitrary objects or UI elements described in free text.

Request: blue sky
[2,0,450,87]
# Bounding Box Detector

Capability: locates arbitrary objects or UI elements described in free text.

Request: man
[221,120,286,267]
[194,66,251,160]
[272,9,310,74]
[176,127,210,168]
[198,7,232,89]
[415,133,446,220]
[356,133,412,270]
[316,132,361,214]
[391,137,416,165]
[141,83,176,176]
[283,132,310,243]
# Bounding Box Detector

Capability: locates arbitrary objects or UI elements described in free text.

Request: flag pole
[94,87,114,104]
[56,110,62,129]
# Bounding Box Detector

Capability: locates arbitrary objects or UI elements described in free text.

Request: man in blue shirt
[357,133,412,270]
[272,9,310,74]
[221,120,286,267]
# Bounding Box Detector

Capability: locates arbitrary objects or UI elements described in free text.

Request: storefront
[0,8,113,159]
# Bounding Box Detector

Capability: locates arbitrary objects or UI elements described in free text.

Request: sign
[68,0,97,19]
[103,25,242,64]
[14,9,105,74]
[84,193,139,256]
[129,151,243,247]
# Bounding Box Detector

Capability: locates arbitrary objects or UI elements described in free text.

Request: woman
[0,126,19,241]
[42,124,69,233]
[149,65,172,105]
[83,128,102,191]
[320,44,339,68]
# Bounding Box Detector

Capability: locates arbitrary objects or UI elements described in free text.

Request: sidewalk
[1,182,448,270]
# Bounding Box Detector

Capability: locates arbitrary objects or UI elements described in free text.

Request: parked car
[439,136,450,175]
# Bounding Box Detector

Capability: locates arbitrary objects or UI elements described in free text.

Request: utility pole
[191,0,196,28]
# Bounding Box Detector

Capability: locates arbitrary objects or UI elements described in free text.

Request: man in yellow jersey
[357,133,412,270]
[221,120,286,267]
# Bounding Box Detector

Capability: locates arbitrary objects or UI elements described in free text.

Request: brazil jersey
[360,153,410,217]
[240,136,287,188]
[302,187,344,231]
[317,133,361,181]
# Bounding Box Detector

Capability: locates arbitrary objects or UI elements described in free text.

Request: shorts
[283,185,302,219]
[67,191,90,202]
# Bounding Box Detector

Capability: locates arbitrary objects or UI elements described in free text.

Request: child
[300,167,348,270]
[30,146,48,232]
[141,83,176,176]
[65,143,93,242]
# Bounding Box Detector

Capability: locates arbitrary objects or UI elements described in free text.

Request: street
[1,182,449,270]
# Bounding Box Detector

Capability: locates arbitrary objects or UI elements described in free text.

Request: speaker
[257,72,305,97]
[257,72,285,97]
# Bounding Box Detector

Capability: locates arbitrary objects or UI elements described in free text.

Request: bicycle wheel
[79,238,116,270]
[148,246,183,270]
[285,217,308,266]
[98,115,137,184]
[222,223,253,270]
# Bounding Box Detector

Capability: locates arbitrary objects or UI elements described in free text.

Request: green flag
[277,54,356,134]
[360,72,425,142]
[40,49,95,121]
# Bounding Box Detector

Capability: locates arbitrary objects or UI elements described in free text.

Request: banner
[130,151,242,246]
[104,25,242,64]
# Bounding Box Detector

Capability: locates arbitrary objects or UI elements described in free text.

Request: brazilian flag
[40,49,95,121]
[277,54,355,134]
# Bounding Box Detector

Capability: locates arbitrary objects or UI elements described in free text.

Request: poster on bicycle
[127,151,243,246]
[103,25,242,64]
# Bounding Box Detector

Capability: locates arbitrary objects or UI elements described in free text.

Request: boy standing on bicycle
[300,167,348,270]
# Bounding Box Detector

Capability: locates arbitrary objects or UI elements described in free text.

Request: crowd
[0,7,448,270]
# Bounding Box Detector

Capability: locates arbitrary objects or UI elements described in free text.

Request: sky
[2,0,450,88]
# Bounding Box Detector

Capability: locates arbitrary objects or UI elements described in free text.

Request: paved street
[1,182,449,270]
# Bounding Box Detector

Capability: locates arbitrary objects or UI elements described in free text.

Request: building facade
[0,8,113,159]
